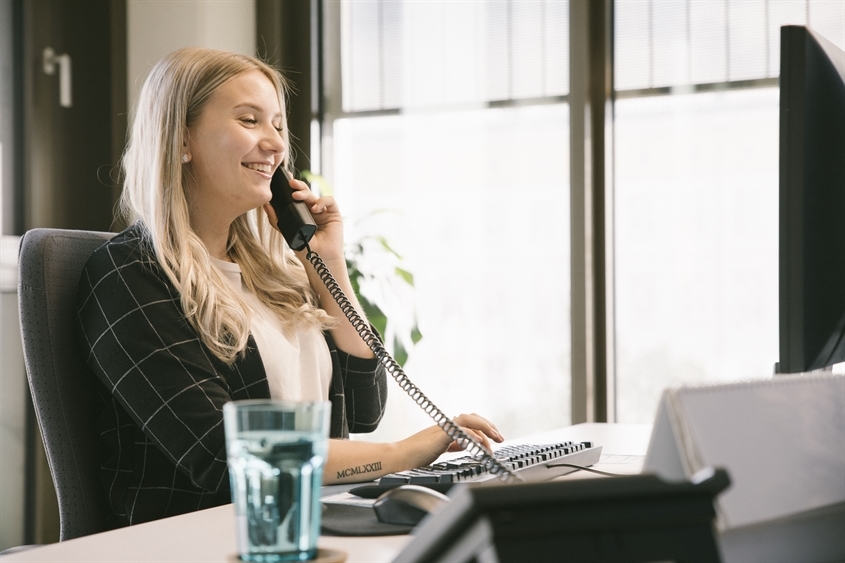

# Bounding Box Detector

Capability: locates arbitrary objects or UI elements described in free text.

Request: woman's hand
[324,413,505,485]
[446,413,504,452]
[263,175,373,357]
[263,176,344,262]
[398,413,505,471]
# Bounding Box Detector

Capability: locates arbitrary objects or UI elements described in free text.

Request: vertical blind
[615,0,845,92]
[341,0,570,112]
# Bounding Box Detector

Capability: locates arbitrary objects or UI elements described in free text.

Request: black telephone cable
[304,243,519,484]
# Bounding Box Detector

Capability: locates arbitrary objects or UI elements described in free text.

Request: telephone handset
[269,167,517,482]
[269,168,317,251]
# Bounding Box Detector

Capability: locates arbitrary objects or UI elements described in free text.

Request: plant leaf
[346,259,363,294]
[410,324,423,345]
[361,299,387,337]
[393,336,408,367]
[300,170,334,196]
[395,267,414,286]
[375,236,403,259]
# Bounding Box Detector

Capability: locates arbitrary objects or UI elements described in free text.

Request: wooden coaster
[227,548,346,562]
[313,548,347,563]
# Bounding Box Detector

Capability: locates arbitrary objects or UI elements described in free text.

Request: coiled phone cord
[304,243,519,484]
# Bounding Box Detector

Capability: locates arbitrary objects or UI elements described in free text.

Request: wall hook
[42,47,72,108]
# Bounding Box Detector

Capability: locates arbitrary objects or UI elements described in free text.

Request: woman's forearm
[323,415,504,485]
[324,426,456,485]
[325,439,401,484]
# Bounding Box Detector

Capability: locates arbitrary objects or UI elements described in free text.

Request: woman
[76,47,503,528]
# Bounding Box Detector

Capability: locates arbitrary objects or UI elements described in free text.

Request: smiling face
[184,69,285,228]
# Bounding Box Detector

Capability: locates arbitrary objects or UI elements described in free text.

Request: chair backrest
[17,228,114,541]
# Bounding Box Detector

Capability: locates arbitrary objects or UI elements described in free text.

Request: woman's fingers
[447,427,492,453]
[288,177,311,195]
[288,178,316,206]
[287,179,337,216]
[445,413,505,453]
[310,195,336,215]
[452,413,504,443]
[400,413,504,471]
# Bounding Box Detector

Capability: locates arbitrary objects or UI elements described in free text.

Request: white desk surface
[1,423,651,563]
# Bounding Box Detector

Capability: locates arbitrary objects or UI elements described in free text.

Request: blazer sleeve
[324,331,388,435]
[76,234,244,495]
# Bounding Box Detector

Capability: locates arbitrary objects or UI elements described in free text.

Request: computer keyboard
[377,440,602,486]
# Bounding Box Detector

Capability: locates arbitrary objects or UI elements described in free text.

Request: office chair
[17,228,114,541]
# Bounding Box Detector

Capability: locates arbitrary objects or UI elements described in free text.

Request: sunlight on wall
[127,0,256,109]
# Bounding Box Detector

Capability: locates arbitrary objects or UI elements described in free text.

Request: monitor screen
[778,26,845,374]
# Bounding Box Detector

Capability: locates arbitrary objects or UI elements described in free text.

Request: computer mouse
[373,484,450,526]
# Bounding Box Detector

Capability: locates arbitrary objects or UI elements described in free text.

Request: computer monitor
[778,26,845,375]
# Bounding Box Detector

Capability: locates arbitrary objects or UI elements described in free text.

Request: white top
[212,258,332,402]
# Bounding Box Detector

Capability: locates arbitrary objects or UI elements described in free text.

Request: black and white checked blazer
[76,224,387,528]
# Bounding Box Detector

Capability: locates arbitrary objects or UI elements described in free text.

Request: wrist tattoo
[337,461,383,479]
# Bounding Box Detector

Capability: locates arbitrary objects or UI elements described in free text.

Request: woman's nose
[261,125,285,154]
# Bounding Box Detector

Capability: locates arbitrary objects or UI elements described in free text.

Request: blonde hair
[120,47,331,363]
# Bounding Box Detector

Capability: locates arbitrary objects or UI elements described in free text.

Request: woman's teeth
[244,163,271,174]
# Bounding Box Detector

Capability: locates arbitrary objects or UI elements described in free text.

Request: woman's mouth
[243,162,273,176]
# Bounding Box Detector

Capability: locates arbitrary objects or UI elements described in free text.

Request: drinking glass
[224,400,330,562]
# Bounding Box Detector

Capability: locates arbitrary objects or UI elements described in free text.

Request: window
[319,0,845,433]
[613,0,845,423]
[324,0,571,440]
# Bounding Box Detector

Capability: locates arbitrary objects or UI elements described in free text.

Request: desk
[0,423,651,563]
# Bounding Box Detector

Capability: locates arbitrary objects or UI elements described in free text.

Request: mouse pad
[320,503,413,536]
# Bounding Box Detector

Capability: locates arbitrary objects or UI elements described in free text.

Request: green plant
[301,171,422,366]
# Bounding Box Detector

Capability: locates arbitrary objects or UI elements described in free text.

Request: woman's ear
[181,137,191,164]
[182,129,192,161]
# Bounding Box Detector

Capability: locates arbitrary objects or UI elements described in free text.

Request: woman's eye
[241,118,258,125]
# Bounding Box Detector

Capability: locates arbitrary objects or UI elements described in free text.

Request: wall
[0,236,24,551]
[0,1,257,549]
[127,0,256,110]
